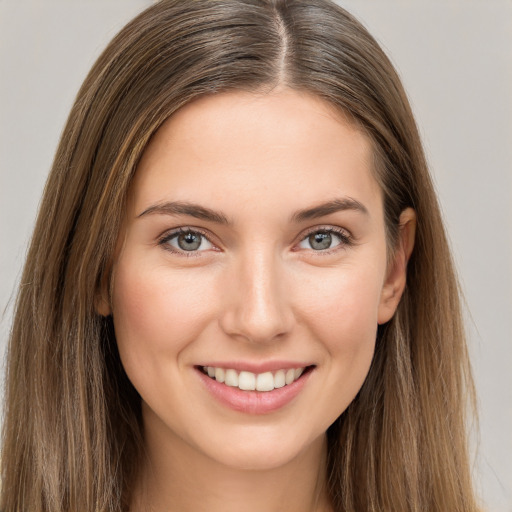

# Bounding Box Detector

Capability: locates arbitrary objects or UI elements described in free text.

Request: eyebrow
[137,201,230,224]
[291,197,369,222]
[137,197,368,225]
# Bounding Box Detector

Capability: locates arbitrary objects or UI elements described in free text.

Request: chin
[194,425,326,472]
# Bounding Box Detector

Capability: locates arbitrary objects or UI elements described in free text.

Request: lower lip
[196,368,313,414]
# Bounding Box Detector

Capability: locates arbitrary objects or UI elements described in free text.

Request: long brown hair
[1,1,480,510]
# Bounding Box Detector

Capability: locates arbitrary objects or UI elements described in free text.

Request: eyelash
[157,225,354,256]
[158,227,215,257]
[297,226,354,254]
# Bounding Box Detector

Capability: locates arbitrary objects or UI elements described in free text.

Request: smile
[196,364,315,414]
[201,366,306,392]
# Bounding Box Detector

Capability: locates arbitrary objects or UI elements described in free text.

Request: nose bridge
[220,246,293,343]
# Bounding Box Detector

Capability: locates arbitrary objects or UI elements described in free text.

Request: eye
[159,229,214,253]
[297,228,350,251]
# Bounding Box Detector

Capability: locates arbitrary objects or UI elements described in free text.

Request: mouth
[197,365,315,392]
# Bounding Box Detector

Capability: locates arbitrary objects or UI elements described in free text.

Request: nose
[218,249,294,344]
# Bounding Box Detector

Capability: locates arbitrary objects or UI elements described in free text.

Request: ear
[378,208,416,324]
[94,268,113,317]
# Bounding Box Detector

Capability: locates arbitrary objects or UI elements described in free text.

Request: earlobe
[377,208,416,324]
[94,269,113,317]
[95,293,112,317]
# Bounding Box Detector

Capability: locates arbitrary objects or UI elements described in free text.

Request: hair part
[2,1,479,511]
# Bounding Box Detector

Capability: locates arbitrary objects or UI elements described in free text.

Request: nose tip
[218,257,294,344]
[221,299,291,344]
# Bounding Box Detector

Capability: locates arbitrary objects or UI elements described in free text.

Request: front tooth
[285,368,295,385]
[294,368,304,379]
[215,367,225,383]
[274,370,286,388]
[256,372,275,392]
[225,369,239,387]
[238,371,256,390]
[207,366,216,378]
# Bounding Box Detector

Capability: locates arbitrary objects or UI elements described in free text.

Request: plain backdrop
[0,1,511,510]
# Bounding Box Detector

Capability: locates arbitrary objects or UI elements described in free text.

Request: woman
[1,0,480,510]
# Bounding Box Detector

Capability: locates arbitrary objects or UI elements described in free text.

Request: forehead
[130,89,382,220]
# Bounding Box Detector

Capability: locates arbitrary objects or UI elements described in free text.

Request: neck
[131,414,332,512]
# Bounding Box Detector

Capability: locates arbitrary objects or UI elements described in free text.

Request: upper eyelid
[158,226,215,242]
[294,225,354,253]
[157,229,224,261]
[298,224,352,240]
[157,227,220,253]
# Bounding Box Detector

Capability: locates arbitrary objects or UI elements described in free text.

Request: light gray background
[1,1,511,510]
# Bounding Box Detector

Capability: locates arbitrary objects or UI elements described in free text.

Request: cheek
[294,262,384,411]
[110,257,218,378]
[297,262,384,346]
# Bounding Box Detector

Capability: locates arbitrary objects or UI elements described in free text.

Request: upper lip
[196,361,314,373]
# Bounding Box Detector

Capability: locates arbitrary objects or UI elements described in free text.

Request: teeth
[215,367,225,383]
[274,369,286,388]
[239,371,256,390]
[256,372,274,392]
[225,369,238,387]
[203,366,307,392]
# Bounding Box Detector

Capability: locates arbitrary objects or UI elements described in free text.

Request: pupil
[310,232,331,250]
[178,232,201,251]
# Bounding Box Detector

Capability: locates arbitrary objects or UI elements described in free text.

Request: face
[106,89,407,471]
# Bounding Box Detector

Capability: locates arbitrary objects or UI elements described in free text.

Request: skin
[99,89,415,512]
